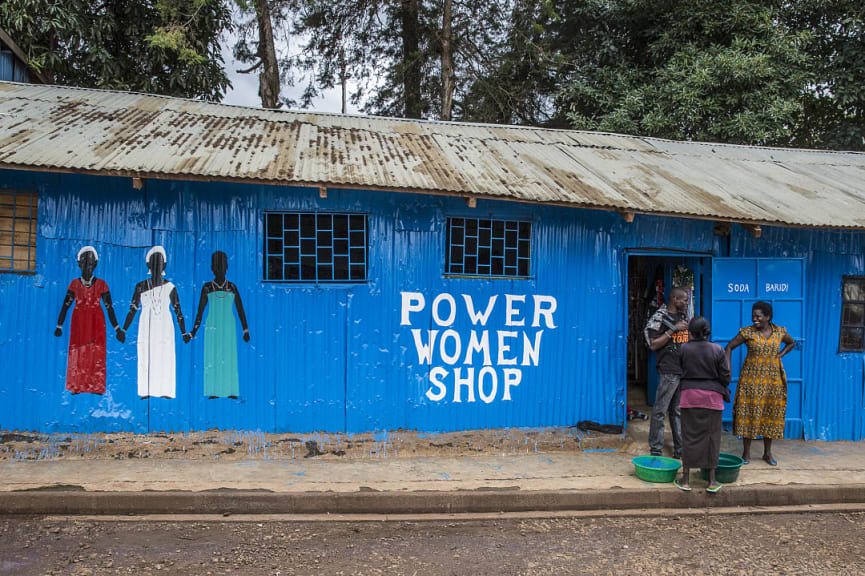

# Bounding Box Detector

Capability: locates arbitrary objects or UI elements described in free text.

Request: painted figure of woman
[119,246,190,399]
[725,301,796,466]
[54,246,121,394]
[190,251,250,398]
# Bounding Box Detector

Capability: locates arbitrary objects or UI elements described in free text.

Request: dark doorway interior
[627,254,710,418]
[627,256,651,415]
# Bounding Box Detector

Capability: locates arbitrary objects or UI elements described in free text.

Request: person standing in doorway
[725,301,795,466]
[644,286,690,457]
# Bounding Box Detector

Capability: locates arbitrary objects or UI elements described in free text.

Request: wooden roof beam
[618,210,635,223]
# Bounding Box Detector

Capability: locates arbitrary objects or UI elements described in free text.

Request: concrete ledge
[2,484,865,516]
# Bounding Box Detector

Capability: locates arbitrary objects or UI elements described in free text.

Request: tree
[353,0,437,118]
[459,0,564,126]
[0,0,232,100]
[292,0,377,113]
[293,0,435,118]
[232,0,292,108]
[295,0,513,121]
[439,0,454,120]
[786,0,865,150]
[559,0,811,146]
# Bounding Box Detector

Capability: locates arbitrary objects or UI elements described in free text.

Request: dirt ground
[0,425,627,463]
[2,511,864,575]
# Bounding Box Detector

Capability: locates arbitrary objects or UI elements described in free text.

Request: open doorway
[626,253,711,419]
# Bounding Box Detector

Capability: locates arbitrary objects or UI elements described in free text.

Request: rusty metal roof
[1,81,865,228]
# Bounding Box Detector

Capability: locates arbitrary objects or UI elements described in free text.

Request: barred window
[264,212,367,283]
[446,217,531,278]
[0,190,37,273]
[840,276,865,352]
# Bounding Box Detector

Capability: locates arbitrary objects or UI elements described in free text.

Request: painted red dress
[66,278,109,394]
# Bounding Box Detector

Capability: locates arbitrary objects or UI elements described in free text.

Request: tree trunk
[340,46,348,114]
[440,0,454,121]
[401,0,422,118]
[255,0,281,109]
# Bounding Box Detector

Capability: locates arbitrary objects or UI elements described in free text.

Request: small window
[0,190,37,273]
[264,211,367,283]
[840,276,865,352]
[446,217,531,278]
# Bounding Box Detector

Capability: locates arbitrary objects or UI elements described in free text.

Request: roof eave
[0,161,850,232]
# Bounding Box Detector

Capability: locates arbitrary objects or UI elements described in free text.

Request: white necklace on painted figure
[80,276,95,288]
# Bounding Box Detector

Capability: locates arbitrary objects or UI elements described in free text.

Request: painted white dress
[137,281,177,398]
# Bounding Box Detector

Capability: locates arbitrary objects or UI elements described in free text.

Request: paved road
[2,511,865,575]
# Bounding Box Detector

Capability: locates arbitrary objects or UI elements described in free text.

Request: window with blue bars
[0,190,37,273]
[264,212,368,283]
[446,217,531,277]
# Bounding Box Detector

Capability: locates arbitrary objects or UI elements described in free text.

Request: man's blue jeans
[649,373,682,456]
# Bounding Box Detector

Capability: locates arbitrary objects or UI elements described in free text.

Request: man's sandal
[674,480,691,492]
[706,484,723,493]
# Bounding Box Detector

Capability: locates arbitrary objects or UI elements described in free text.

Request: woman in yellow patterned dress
[725,301,796,466]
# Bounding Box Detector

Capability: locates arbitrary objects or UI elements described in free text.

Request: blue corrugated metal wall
[1,169,863,438]
[0,50,31,83]
[729,227,865,441]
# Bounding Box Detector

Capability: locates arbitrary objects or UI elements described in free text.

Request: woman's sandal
[674,480,691,492]
[763,455,778,466]
[706,483,723,493]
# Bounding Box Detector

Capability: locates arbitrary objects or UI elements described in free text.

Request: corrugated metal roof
[0,81,864,228]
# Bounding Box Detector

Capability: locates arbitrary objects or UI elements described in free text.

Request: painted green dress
[203,289,239,397]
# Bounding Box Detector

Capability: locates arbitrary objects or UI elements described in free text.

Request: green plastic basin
[700,452,745,484]
[632,455,681,483]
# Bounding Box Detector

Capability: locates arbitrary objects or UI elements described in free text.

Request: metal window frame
[839,275,865,353]
[444,216,532,279]
[0,189,37,274]
[262,210,369,284]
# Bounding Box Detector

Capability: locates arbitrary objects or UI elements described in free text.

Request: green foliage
[458,0,565,126]
[560,0,812,146]
[293,0,537,121]
[0,0,232,100]
[5,0,862,150]
[786,0,865,150]
[242,0,865,147]
[146,26,207,66]
[291,0,375,109]
[291,0,431,116]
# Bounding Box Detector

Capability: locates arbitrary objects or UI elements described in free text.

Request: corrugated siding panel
[0,52,13,83]
[3,167,865,437]
[0,169,710,433]
[730,226,865,441]
[1,83,865,228]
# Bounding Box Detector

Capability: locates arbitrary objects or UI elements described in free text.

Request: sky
[219,30,355,114]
